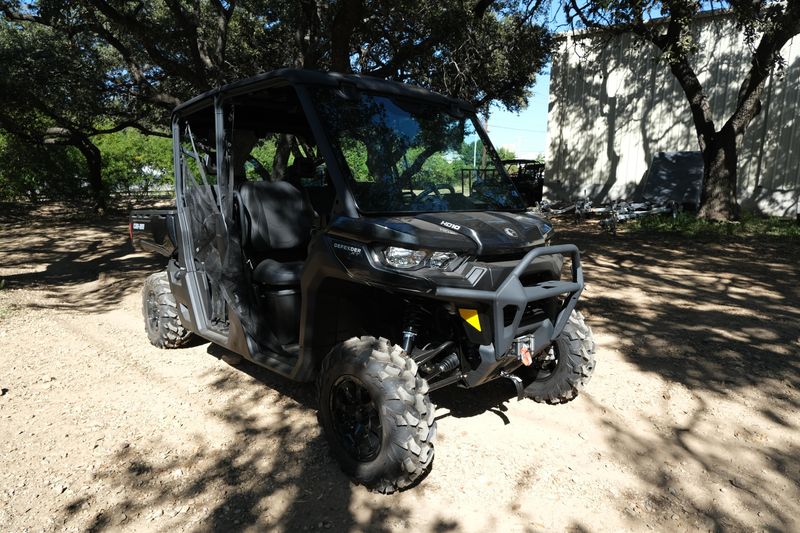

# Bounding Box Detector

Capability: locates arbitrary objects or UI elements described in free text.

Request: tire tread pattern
[142,272,193,349]
[528,310,596,405]
[317,336,435,494]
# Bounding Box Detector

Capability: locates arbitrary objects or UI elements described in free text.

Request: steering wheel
[413,183,455,204]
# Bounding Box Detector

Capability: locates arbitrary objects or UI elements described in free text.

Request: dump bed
[129,209,178,257]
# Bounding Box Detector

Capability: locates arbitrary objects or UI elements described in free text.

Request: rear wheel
[520,310,595,404]
[317,336,436,493]
[142,272,193,349]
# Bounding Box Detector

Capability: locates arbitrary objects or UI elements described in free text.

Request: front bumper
[435,244,584,361]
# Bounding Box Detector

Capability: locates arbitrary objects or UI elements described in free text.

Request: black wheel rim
[147,290,159,331]
[329,375,382,462]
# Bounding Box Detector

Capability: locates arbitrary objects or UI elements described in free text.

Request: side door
[173,101,230,339]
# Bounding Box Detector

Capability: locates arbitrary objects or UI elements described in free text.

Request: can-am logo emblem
[504,227,518,238]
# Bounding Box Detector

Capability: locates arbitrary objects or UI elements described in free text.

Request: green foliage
[628,212,800,239]
[245,136,292,182]
[0,17,161,208]
[496,146,517,161]
[94,129,173,195]
[339,138,516,187]
[0,132,86,202]
[2,0,552,112]
[345,2,552,111]
[0,1,549,209]
[459,139,517,164]
[342,140,370,182]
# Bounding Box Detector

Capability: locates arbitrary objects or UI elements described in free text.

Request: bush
[95,128,174,198]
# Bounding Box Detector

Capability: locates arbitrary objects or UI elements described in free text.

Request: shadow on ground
[558,222,800,530]
[5,204,797,531]
[0,204,165,312]
[559,223,800,402]
[58,347,440,532]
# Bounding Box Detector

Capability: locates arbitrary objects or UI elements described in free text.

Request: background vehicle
[503,159,545,206]
[130,69,596,493]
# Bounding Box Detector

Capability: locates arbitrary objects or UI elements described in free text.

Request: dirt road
[1,206,798,532]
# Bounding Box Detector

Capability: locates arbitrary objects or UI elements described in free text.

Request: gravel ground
[1,205,798,532]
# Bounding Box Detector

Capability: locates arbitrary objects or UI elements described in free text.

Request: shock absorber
[401,304,423,354]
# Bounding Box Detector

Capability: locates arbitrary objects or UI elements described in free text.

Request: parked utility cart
[130,69,596,493]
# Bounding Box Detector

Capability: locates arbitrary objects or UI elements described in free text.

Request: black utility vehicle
[131,70,596,493]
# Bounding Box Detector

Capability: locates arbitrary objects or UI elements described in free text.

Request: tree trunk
[74,136,106,212]
[330,0,362,72]
[271,134,294,182]
[698,125,738,221]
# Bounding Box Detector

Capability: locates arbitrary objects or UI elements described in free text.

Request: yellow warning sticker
[458,308,482,332]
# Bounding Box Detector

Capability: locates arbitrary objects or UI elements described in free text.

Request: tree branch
[0,5,44,24]
[366,36,437,78]
[330,0,363,72]
[84,0,210,88]
[727,1,800,133]
[89,121,170,138]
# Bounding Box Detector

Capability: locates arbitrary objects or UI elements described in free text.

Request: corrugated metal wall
[545,14,800,217]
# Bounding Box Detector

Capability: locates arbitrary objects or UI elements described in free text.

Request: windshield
[313,89,525,214]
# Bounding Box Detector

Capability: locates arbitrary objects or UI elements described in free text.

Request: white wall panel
[545,14,800,217]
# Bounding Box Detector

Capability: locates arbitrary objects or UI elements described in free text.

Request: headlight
[384,246,428,269]
[382,247,460,270]
[430,251,458,269]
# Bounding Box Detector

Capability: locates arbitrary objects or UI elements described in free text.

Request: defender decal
[332,241,363,257]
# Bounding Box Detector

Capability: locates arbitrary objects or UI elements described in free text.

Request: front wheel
[519,310,596,404]
[317,336,436,493]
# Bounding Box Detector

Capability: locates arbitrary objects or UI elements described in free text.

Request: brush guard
[436,244,584,360]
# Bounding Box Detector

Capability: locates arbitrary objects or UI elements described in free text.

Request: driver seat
[235,180,313,286]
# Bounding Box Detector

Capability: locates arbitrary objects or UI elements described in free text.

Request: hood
[415,211,552,255]
[329,211,552,256]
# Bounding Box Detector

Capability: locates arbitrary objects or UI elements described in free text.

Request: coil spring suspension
[401,305,424,354]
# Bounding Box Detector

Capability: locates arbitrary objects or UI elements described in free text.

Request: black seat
[236,180,313,286]
[253,258,304,285]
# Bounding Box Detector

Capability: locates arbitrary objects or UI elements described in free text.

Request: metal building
[545,13,800,217]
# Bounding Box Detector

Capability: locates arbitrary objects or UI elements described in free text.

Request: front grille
[519,271,553,287]
[520,303,547,326]
[477,251,527,263]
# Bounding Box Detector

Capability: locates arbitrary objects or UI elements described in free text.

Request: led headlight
[429,251,458,269]
[383,246,428,269]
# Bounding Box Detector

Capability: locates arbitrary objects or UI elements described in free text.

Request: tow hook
[500,370,524,401]
[512,334,536,366]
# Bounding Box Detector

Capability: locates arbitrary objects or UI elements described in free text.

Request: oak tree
[564,0,800,220]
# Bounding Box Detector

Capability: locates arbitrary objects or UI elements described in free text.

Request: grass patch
[0,303,15,321]
[630,212,800,237]
[626,212,800,239]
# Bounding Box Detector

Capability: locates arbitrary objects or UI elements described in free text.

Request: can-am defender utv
[131,69,596,493]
